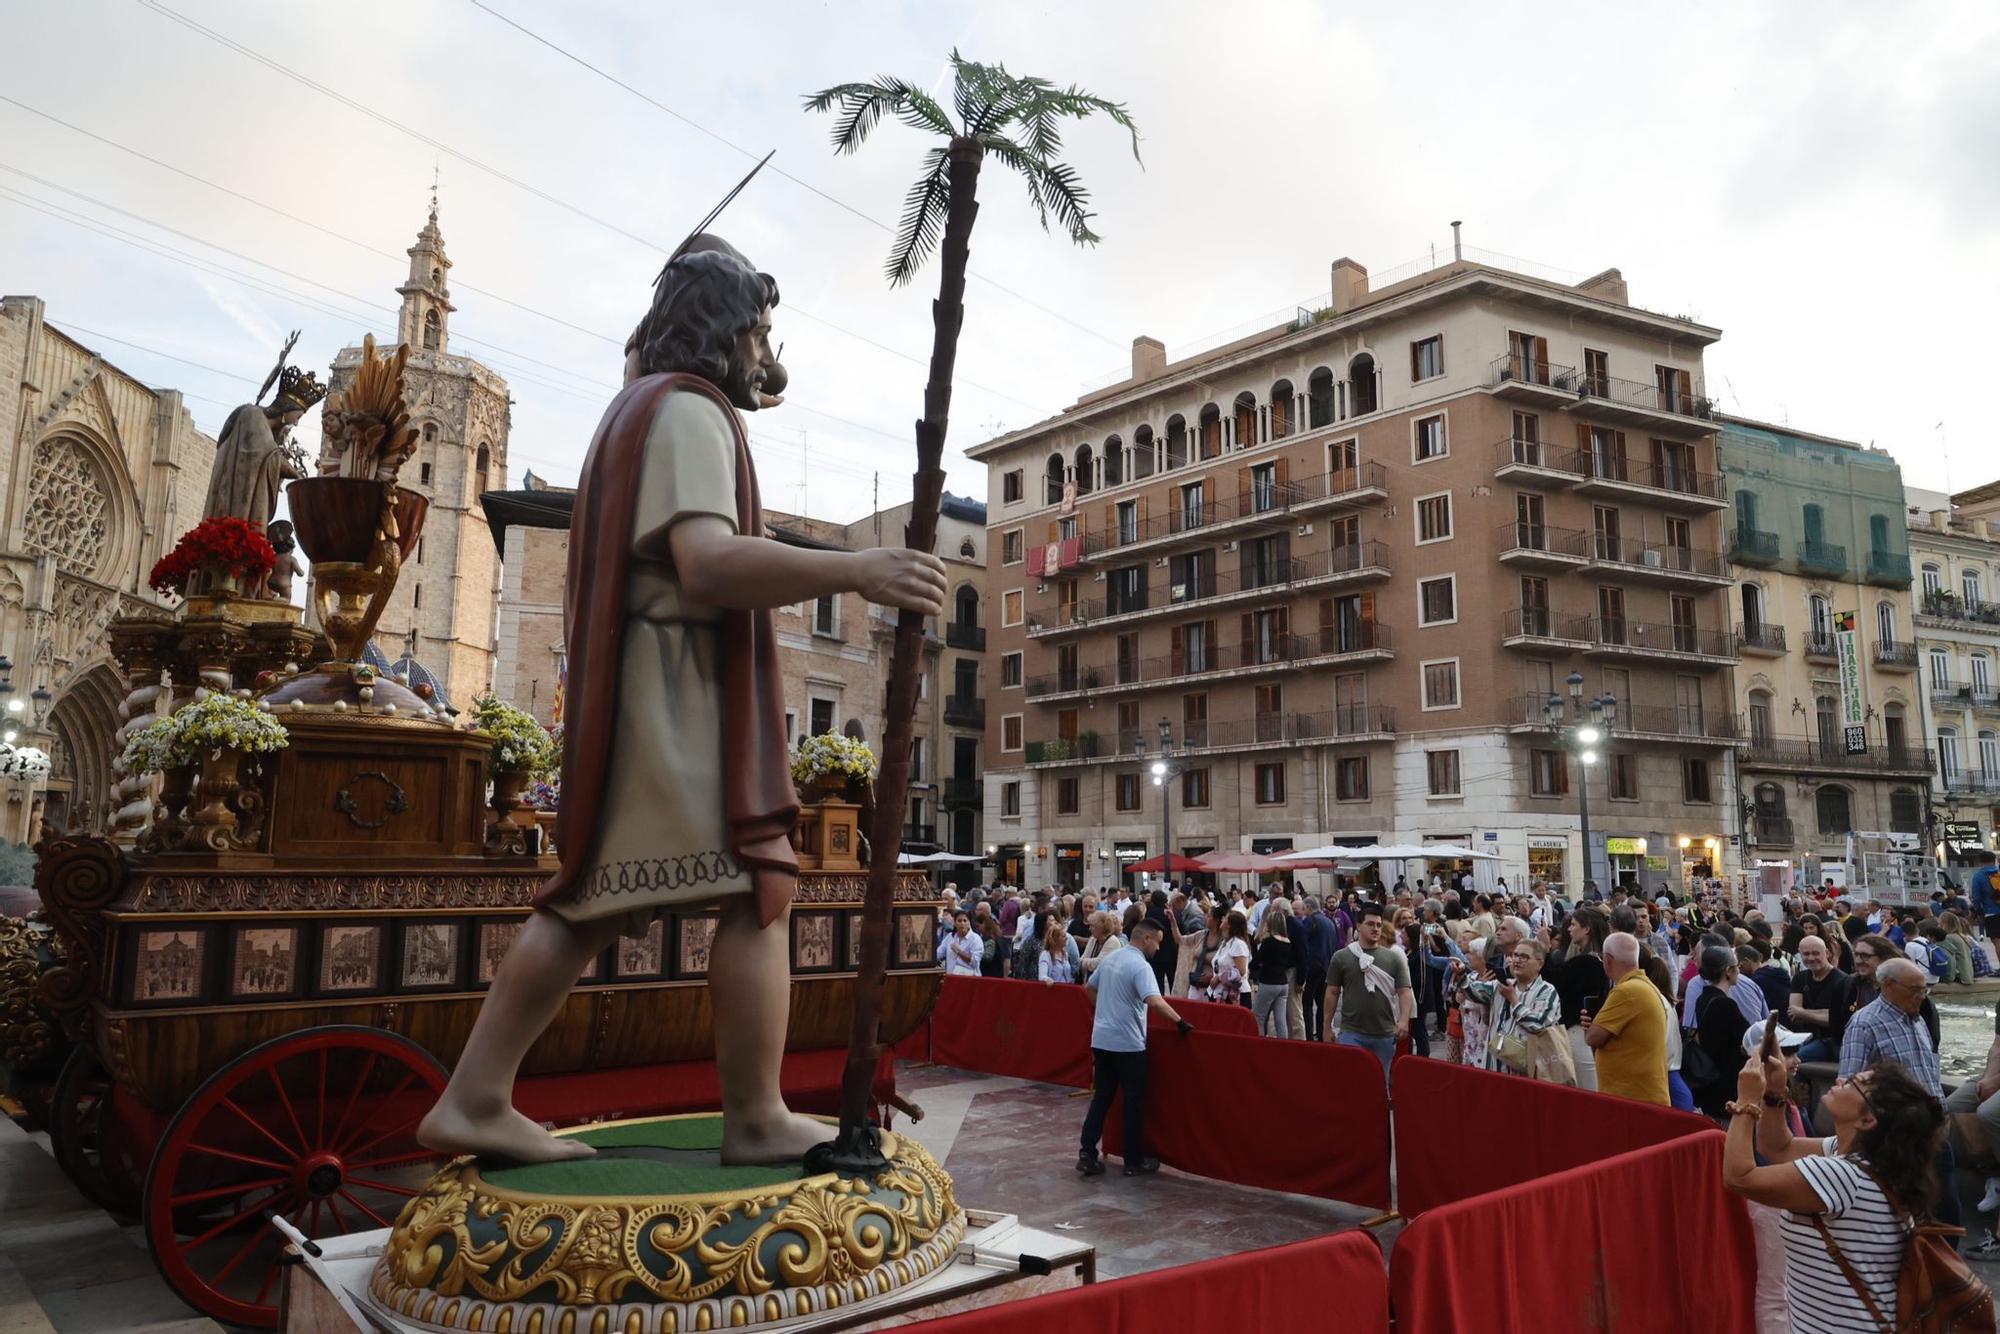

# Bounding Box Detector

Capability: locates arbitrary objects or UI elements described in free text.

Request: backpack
[1812,1172,1996,1334]
[1680,988,1724,1087]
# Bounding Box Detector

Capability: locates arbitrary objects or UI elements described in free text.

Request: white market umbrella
[1419,844,1503,861]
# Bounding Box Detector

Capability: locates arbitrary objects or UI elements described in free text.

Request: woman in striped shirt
[1464,940,1563,1077]
[1723,1055,1946,1333]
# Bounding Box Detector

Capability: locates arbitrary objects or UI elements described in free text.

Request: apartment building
[1909,483,2000,862]
[973,253,1740,898]
[1717,420,1925,876]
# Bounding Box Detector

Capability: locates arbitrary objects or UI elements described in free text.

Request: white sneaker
[1980,1177,2000,1214]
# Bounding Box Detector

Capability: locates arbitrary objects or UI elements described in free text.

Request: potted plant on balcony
[471,694,560,828]
[789,733,879,806]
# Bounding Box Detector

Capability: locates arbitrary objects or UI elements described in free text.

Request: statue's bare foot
[418,1100,595,1163]
[720,1111,835,1165]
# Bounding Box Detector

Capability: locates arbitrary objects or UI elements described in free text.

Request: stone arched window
[424,309,441,350]
[1815,785,1853,836]
[475,443,491,496]
[1307,367,1335,428]
[23,434,116,581]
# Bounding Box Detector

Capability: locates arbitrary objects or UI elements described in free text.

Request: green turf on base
[481,1116,811,1197]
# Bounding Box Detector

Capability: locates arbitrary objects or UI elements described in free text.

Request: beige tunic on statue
[550,390,754,926]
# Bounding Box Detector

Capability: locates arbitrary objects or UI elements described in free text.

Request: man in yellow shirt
[1585,931,1669,1105]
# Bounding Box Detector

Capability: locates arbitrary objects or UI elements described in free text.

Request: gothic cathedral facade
[323,203,510,707]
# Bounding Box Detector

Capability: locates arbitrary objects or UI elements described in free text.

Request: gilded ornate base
[368,1115,964,1333]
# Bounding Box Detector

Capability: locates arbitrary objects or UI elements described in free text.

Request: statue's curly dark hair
[631,238,779,385]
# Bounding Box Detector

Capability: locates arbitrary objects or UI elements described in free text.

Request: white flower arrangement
[790,733,879,786]
[471,694,559,778]
[0,745,51,780]
[118,696,291,776]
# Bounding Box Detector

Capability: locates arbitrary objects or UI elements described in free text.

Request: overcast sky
[5,0,1997,524]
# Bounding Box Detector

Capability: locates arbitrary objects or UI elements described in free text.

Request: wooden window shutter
[1676,368,1692,399]
[1238,466,1253,511]
[1103,503,1115,539]
[1277,605,1291,644]
[1241,613,1255,663]
[1138,495,1149,529]
[1359,590,1376,626]
[1047,520,1060,544]
[1275,456,1291,490]
[1202,478,1214,511]
[1410,341,1421,380]
[1171,624,1185,675]
[1534,336,1549,375]
[1320,597,1335,629]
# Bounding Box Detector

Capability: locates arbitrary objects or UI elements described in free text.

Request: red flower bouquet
[149,518,278,597]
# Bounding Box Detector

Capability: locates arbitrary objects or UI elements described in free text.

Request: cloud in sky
[3,0,1996,521]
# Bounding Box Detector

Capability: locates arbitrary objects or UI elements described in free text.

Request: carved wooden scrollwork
[334,771,411,830]
[33,836,127,1039]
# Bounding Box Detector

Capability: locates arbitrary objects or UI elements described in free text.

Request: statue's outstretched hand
[855,549,947,616]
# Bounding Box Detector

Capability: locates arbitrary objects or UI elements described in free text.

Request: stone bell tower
[320,194,510,709]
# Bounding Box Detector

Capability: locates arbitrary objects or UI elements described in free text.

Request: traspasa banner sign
[1836,610,1866,754]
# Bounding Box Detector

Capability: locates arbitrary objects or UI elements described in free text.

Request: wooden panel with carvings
[266,719,491,859]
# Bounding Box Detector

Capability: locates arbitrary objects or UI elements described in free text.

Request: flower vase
[183,749,243,850]
[486,769,534,857]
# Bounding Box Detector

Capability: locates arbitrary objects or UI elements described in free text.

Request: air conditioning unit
[1641,549,1664,569]
[1224,540,1238,552]
[1155,556,1170,567]
[1297,524,1314,537]
[1093,571,1107,582]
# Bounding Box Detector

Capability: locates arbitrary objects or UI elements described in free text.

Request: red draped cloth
[1391,1131,1755,1333]
[906,1231,1388,1333]
[1391,1055,1714,1216]
[1104,1030,1392,1209]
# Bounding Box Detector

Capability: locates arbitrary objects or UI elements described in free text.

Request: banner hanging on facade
[1835,610,1866,754]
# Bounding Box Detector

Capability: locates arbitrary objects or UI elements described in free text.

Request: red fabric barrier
[1391,1055,1715,1217]
[925,976,1258,1088]
[929,975,1095,1086]
[1104,1030,1392,1210]
[1391,1132,1755,1333]
[906,1230,1388,1333]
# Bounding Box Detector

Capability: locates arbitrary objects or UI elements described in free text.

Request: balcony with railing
[1563,368,1719,433]
[1739,735,1935,775]
[1566,450,1728,509]
[943,694,985,728]
[1500,606,1589,649]
[1729,527,1781,566]
[1975,689,2000,712]
[1750,817,1797,847]
[1865,550,1913,588]
[903,823,938,846]
[1582,535,1731,586]
[1492,435,1582,488]
[1496,521,1589,569]
[1081,464,1388,562]
[1736,622,1787,655]
[1024,704,1398,767]
[941,776,983,808]
[1027,542,1391,638]
[1803,630,1838,661]
[1941,769,2000,796]
[1025,623,1394,701]
[1796,541,1847,576]
[1874,640,1918,670]
[945,621,986,651]
[1488,352,1583,406]
[1503,694,1738,744]
[1568,615,1735,664]
[1918,590,2000,631]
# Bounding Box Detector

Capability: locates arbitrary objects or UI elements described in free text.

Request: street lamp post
[1146,717,1183,888]
[1546,672,1617,898]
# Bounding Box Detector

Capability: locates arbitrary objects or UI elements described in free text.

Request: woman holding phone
[1544,902,1610,1091]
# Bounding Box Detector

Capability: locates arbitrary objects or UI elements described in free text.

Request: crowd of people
[933,848,2000,1333]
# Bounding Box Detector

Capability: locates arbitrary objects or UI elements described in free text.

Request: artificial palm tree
[803,53,1139,1170]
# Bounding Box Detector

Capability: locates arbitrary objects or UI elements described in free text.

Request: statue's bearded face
[721,306,776,412]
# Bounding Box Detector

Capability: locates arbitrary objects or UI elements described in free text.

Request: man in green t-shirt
[1586,931,1668,1105]
[1324,903,1412,1077]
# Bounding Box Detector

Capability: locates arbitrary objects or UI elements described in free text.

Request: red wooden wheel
[143,1026,448,1329]
[49,1044,145,1217]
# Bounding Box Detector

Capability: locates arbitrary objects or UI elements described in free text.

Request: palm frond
[980,137,1053,233]
[1013,85,1144,165]
[948,49,1015,139]
[802,80,920,154]
[886,145,952,286]
[876,77,958,137]
[1031,156,1102,247]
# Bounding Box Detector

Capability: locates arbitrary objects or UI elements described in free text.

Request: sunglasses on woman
[1831,1072,1878,1117]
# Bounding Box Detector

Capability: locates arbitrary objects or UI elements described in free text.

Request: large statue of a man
[419,238,946,1164]
[203,358,321,530]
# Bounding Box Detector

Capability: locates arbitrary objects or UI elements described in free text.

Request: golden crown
[272,365,328,413]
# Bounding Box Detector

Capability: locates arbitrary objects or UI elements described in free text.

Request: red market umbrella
[1127,853,1208,874]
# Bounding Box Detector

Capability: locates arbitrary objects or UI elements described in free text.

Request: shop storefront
[1604,836,1648,892]
[1054,843,1085,892]
[992,845,1024,889]
[1528,835,1568,895]
[1115,842,1148,895]
[1676,835,1722,893]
